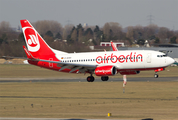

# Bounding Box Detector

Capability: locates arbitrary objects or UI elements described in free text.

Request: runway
[0,118,139,120]
[0,77,178,83]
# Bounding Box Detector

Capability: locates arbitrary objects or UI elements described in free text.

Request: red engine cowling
[154,68,165,72]
[120,70,140,75]
[95,66,116,76]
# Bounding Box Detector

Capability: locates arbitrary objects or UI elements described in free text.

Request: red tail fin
[23,45,34,59]
[20,20,55,59]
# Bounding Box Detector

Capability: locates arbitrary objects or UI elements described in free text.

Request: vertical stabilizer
[20,19,63,59]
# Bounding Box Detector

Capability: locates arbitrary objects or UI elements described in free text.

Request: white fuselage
[55,50,174,70]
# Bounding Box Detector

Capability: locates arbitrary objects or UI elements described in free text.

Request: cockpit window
[157,54,167,57]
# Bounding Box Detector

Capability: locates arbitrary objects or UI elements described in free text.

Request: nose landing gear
[154,73,159,78]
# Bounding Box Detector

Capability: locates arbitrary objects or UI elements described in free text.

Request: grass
[0,82,178,119]
[0,64,178,119]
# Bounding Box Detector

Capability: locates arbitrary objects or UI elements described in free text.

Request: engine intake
[95,65,116,76]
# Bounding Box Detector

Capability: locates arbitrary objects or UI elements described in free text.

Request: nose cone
[168,57,175,65]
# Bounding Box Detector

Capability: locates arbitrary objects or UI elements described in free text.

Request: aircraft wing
[23,45,97,73]
[37,58,97,73]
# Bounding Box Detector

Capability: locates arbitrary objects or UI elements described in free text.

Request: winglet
[111,41,118,51]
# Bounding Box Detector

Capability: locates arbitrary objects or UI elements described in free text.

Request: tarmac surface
[0,118,142,120]
[0,77,178,83]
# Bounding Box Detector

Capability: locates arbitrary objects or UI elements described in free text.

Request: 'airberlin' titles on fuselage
[96,52,143,64]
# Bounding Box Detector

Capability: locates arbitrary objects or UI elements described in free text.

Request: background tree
[63,24,74,40]
[0,21,11,33]
[55,32,62,39]
[143,24,158,40]
[45,30,53,37]
[157,27,170,43]
[170,36,177,44]
[126,26,134,41]
[71,28,77,41]
[84,28,93,38]
[94,25,103,45]
[103,22,123,41]
[78,28,83,42]
[137,39,145,46]
[1,19,178,56]
[133,25,143,40]
[33,20,63,38]
[154,37,160,44]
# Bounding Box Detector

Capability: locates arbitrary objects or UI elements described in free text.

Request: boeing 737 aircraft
[21,20,175,84]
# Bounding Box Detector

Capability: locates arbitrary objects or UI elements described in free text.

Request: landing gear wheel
[101,76,109,81]
[154,74,159,78]
[87,76,95,82]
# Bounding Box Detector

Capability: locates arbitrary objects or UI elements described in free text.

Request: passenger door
[147,53,151,63]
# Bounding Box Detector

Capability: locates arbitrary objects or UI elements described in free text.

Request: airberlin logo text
[96,52,143,64]
[24,27,40,52]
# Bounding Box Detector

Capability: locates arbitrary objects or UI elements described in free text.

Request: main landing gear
[101,76,109,81]
[86,75,109,82]
[87,75,95,82]
[154,73,159,78]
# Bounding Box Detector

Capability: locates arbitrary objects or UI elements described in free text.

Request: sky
[0,0,178,30]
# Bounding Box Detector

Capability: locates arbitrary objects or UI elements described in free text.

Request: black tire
[154,74,158,78]
[87,76,95,82]
[90,76,95,82]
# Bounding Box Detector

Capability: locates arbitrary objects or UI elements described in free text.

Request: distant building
[89,45,111,51]
[11,26,22,32]
[83,23,88,28]
[100,42,124,47]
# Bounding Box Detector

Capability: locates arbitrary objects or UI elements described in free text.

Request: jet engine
[95,65,116,76]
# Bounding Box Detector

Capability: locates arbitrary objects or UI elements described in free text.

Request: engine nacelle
[95,65,116,76]
[120,70,140,75]
[154,68,165,72]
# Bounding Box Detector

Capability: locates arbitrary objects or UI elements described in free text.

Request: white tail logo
[24,27,40,52]
[28,35,38,46]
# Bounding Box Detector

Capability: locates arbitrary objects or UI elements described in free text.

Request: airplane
[20,19,175,84]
